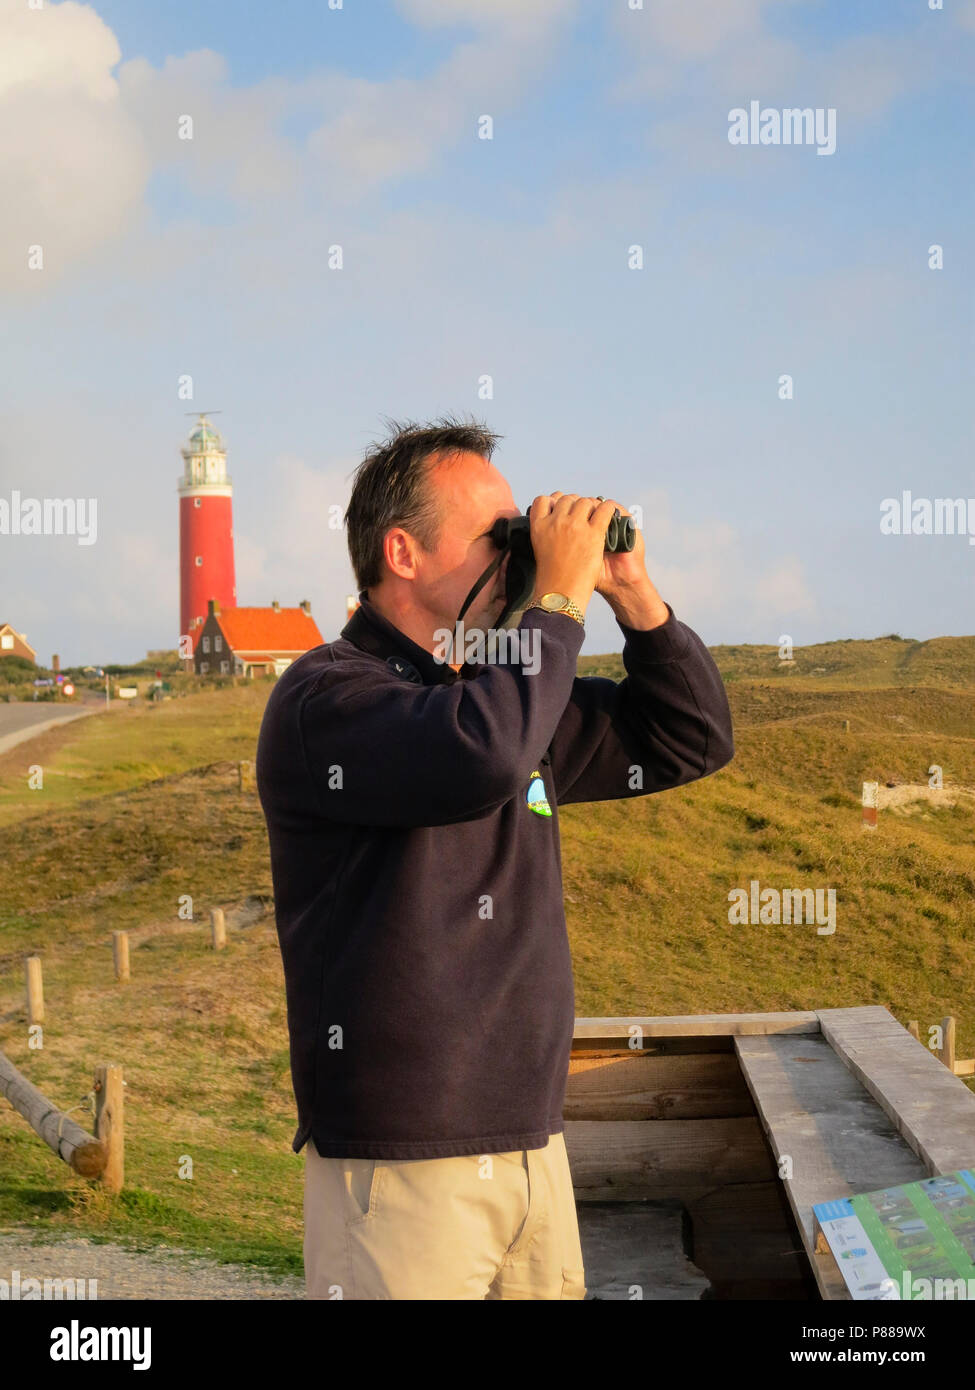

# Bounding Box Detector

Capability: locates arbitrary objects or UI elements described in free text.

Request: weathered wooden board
[565,1117,774,1200]
[573,1012,820,1041]
[736,1031,929,1300]
[578,1202,711,1300]
[817,1006,975,1176]
[565,1052,753,1121]
[686,1180,811,1291]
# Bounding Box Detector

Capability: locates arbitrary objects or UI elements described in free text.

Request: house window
[214,635,222,652]
[194,497,201,508]
[220,660,229,674]
[200,661,210,674]
[195,556,203,567]
[1,634,12,649]
[202,636,210,653]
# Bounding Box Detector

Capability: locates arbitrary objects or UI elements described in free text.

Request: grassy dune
[709,634,975,689]
[0,640,973,1270]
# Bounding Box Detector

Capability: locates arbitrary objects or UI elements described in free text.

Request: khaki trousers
[303,1131,587,1300]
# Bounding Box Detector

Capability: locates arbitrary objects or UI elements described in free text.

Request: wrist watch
[526,592,585,626]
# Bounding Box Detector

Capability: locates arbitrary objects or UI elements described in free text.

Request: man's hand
[576,494,670,631]
[588,498,647,596]
[528,493,618,615]
[530,493,669,630]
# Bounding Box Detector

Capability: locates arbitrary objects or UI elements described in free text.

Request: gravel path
[0,1230,304,1300]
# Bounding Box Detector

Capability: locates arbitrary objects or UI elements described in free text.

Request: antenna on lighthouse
[186,410,223,419]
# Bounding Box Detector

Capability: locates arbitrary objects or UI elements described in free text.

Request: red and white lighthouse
[178,414,237,642]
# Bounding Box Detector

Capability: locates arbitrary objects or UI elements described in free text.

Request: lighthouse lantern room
[178,413,237,641]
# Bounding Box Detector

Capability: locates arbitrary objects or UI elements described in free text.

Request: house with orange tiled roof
[0,622,36,663]
[189,598,324,678]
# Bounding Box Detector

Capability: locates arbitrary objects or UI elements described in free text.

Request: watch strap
[526,594,585,626]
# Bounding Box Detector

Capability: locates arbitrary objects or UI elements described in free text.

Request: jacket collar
[340,593,469,686]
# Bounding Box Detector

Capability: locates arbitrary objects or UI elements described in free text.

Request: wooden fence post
[238,760,255,793]
[940,1016,956,1074]
[112,931,130,982]
[25,955,44,1025]
[210,907,226,950]
[861,781,878,831]
[94,1063,124,1193]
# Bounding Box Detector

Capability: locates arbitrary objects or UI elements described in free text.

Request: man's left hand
[589,498,648,599]
[542,493,669,630]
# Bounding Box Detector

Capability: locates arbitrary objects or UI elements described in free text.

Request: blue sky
[1,0,973,665]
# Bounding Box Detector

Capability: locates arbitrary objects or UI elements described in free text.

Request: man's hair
[344,415,503,593]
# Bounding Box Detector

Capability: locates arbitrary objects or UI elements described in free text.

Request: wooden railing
[0,1051,123,1191]
[907,1016,975,1078]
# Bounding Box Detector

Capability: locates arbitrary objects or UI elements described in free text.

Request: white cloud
[634,0,771,59]
[811,34,936,119]
[612,0,934,161]
[625,488,817,636]
[0,0,148,291]
[113,2,576,208]
[304,68,468,195]
[612,0,800,97]
[0,0,583,293]
[118,50,305,202]
[234,455,357,633]
[304,25,576,198]
[0,0,119,100]
[396,0,577,34]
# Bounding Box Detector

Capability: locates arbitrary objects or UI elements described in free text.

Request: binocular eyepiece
[489,505,635,554]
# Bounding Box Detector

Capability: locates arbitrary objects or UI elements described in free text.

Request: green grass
[0,683,269,826]
[1,635,973,1269]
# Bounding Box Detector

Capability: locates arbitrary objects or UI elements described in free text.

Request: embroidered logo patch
[526,769,552,817]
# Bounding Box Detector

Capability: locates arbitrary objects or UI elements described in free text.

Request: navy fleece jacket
[255,594,733,1159]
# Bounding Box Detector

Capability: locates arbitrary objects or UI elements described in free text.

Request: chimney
[52,653,60,673]
[299,599,311,615]
[207,598,220,616]
[271,599,281,612]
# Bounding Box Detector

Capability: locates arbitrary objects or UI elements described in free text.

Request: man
[255,417,734,1300]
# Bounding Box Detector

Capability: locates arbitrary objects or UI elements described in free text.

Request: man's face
[414,450,520,633]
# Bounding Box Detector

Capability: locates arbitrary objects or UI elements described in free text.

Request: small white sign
[816,1209,899,1300]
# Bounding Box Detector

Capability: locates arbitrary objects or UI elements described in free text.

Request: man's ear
[383,527,420,580]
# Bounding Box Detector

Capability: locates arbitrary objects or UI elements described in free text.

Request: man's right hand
[529,493,619,614]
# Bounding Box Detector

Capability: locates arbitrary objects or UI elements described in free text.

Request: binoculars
[489,505,636,555]
[454,500,637,632]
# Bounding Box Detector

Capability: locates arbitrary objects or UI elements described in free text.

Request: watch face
[542,593,566,611]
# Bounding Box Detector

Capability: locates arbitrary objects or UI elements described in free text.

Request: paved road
[0,702,99,757]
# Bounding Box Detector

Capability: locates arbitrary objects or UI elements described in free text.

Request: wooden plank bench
[566,1008,975,1300]
[738,1007,975,1298]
